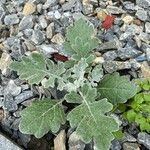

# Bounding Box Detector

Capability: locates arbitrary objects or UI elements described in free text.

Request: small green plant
[121,79,150,132]
[10,19,137,150]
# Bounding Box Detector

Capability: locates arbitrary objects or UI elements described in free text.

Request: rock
[4,94,18,112]
[5,80,21,96]
[0,52,12,75]
[19,16,34,31]
[136,0,150,8]
[136,54,147,62]
[46,23,54,39]
[0,5,5,23]
[15,91,34,104]
[0,133,23,150]
[23,3,36,16]
[129,59,141,70]
[68,132,85,150]
[97,40,121,52]
[18,132,31,148]
[37,44,58,55]
[120,24,142,40]
[145,22,150,33]
[123,2,135,11]
[111,140,121,150]
[10,118,20,130]
[146,48,150,62]
[0,108,4,121]
[45,0,58,6]
[39,15,47,29]
[103,61,131,73]
[103,51,118,61]
[83,3,93,15]
[51,33,65,45]
[31,29,45,44]
[123,142,140,150]
[54,10,61,19]
[97,10,107,21]
[4,14,19,25]
[117,47,142,60]
[140,62,150,78]
[62,0,76,11]
[137,132,150,149]
[122,15,133,24]
[54,130,66,150]
[139,32,150,44]
[122,132,137,142]
[135,9,148,21]
[106,5,126,14]
[93,56,104,64]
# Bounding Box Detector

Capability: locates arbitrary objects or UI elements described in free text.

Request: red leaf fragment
[52,53,69,62]
[102,15,115,30]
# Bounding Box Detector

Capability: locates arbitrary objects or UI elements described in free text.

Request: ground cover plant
[9,19,137,150]
[121,79,150,133]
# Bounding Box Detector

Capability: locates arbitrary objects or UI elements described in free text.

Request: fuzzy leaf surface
[65,58,88,92]
[98,73,137,105]
[10,53,66,89]
[63,19,99,60]
[65,84,119,150]
[19,99,66,138]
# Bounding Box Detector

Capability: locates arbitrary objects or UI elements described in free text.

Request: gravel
[0,0,150,149]
[137,132,150,149]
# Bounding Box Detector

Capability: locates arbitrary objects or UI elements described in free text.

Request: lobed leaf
[63,19,99,61]
[10,53,66,90]
[19,99,66,138]
[98,73,137,105]
[65,84,119,150]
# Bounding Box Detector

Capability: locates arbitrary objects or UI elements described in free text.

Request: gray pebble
[4,80,21,96]
[129,59,141,70]
[136,0,150,8]
[31,29,45,44]
[136,54,147,62]
[103,61,131,73]
[0,133,22,150]
[46,23,54,39]
[0,5,5,23]
[103,51,118,61]
[37,44,58,55]
[123,2,135,11]
[45,0,58,6]
[139,32,150,44]
[122,132,137,142]
[145,22,150,33]
[123,142,140,150]
[137,132,150,149]
[106,5,126,14]
[97,40,119,52]
[83,4,93,15]
[62,0,76,11]
[4,14,19,25]
[10,118,20,131]
[15,91,34,104]
[18,132,31,148]
[135,9,148,21]
[19,16,34,31]
[69,132,85,150]
[39,15,47,29]
[111,140,121,150]
[117,47,142,60]
[146,48,150,62]
[4,95,18,112]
